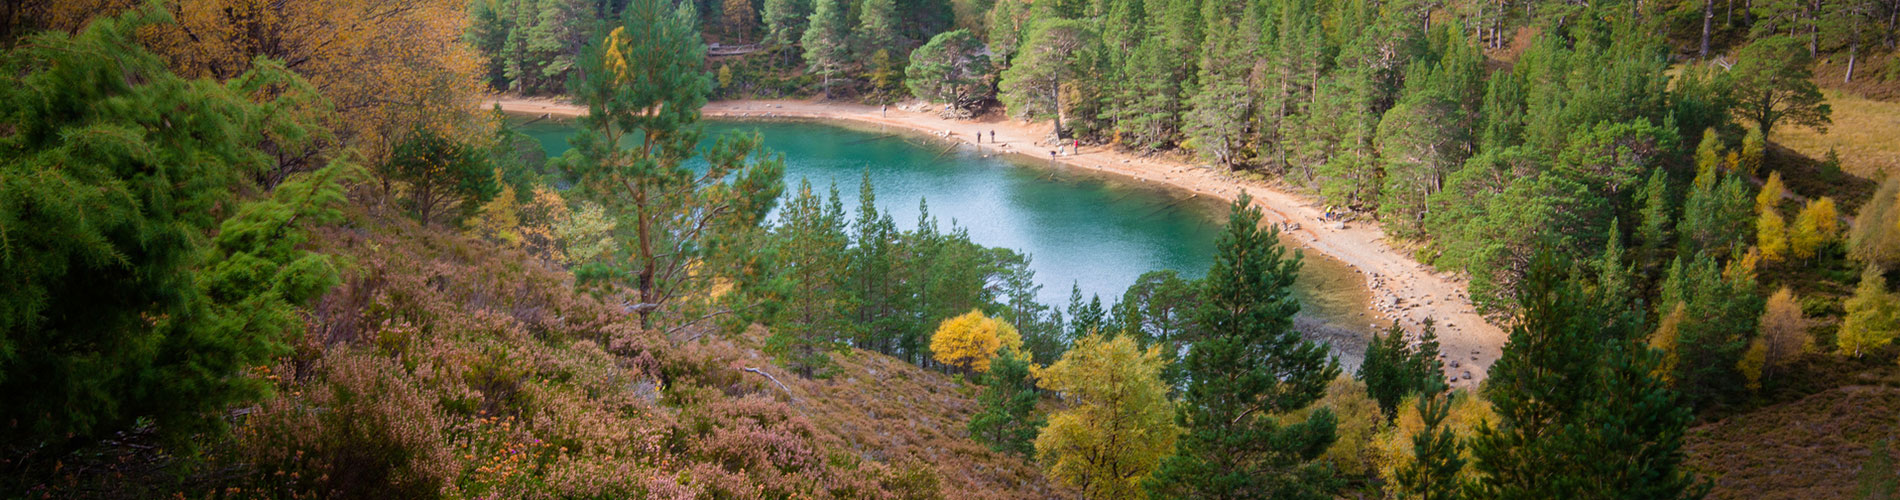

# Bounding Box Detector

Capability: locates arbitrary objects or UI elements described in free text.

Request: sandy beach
[492,96,1505,384]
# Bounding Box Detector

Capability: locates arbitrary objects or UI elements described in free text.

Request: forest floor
[492,96,1508,384]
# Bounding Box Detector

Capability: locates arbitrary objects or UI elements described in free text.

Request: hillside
[11,210,1053,498]
[285,213,1058,498]
[1687,376,1900,499]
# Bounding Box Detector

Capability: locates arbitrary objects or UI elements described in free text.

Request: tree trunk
[1847,17,1860,83]
[1050,79,1066,139]
[1700,0,1714,59]
[1807,0,1819,56]
[1887,0,1897,50]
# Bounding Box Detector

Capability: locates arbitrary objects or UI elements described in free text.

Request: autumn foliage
[930,310,1024,373]
[1033,334,1178,499]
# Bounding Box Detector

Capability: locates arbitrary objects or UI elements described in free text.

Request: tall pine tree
[1145,194,1341,499]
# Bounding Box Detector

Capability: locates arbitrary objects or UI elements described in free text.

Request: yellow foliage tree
[1757,208,1790,262]
[1650,302,1687,384]
[1759,287,1813,368]
[1790,197,1840,260]
[1033,334,1178,499]
[556,202,618,265]
[519,186,569,262]
[40,0,486,169]
[930,310,1023,373]
[1370,389,1495,486]
[465,178,522,246]
[1757,171,1785,213]
[1738,338,1768,391]
[1840,266,1900,358]
[1285,377,1384,477]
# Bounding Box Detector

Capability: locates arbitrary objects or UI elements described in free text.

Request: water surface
[513,117,1374,347]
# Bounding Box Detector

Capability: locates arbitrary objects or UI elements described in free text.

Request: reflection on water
[512,116,1374,357]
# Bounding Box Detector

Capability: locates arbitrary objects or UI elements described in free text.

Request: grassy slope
[303,213,1063,498]
[1686,374,1900,499]
[1681,72,1900,500]
[733,327,1067,499]
[1775,89,1900,184]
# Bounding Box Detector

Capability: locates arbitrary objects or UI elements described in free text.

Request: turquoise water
[512,117,1372,336]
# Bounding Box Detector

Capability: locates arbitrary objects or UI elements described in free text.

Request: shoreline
[491,96,1504,384]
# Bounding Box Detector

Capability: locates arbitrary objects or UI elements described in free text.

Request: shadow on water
[510,116,1377,364]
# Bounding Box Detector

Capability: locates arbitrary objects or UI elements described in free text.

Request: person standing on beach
[881,104,887,117]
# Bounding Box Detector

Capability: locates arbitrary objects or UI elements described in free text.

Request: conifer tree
[1145,194,1341,499]
[968,349,1043,456]
[1466,254,1706,499]
[857,0,900,54]
[1359,321,1448,420]
[801,0,850,98]
[1730,36,1832,138]
[1396,394,1465,500]
[1182,17,1253,168]
[905,29,991,107]
[567,0,785,327]
[769,180,851,377]
[997,18,1094,137]
[0,8,344,448]
[763,0,813,50]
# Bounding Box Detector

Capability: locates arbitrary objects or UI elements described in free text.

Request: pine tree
[1465,255,1611,499]
[857,0,900,54]
[847,172,907,353]
[1182,17,1253,168]
[769,180,851,377]
[996,18,1094,137]
[802,0,851,98]
[382,128,498,225]
[1396,394,1465,500]
[0,9,344,449]
[905,29,991,107]
[725,0,761,39]
[1859,438,1899,500]
[1730,36,1832,138]
[968,349,1043,456]
[763,0,813,49]
[1145,194,1341,499]
[568,0,785,327]
[1466,254,1706,499]
[1359,321,1448,420]
[1376,27,1483,238]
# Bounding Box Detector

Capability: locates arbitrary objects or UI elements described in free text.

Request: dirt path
[493,97,1505,384]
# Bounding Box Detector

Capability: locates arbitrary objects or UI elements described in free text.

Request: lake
[513,117,1375,353]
